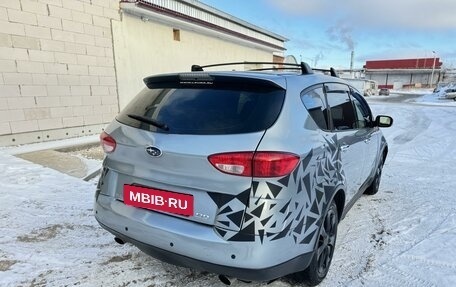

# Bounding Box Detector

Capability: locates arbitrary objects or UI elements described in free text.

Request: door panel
[350,90,379,183]
[325,83,366,202]
[337,131,365,201]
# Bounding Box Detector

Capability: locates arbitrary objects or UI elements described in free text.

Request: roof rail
[191,61,315,75]
[312,67,339,77]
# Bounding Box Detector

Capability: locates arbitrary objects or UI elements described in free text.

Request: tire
[364,156,384,195]
[295,201,339,286]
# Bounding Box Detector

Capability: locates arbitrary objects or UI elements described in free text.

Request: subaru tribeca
[95,62,392,285]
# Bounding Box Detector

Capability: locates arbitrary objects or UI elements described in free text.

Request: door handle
[340,145,350,152]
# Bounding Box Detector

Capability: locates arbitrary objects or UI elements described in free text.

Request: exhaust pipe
[114,237,125,245]
[218,275,232,285]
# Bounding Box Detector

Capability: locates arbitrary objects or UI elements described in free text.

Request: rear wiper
[127,114,169,131]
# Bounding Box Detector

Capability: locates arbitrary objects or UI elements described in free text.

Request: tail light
[208,151,299,178]
[100,131,116,153]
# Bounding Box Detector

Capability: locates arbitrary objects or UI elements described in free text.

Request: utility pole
[430,51,437,88]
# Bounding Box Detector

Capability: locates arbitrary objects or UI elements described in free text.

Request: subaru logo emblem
[145,146,162,157]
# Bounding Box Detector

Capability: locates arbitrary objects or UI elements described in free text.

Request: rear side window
[117,87,285,135]
[301,85,329,130]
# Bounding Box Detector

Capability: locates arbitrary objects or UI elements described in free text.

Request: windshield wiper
[127,114,169,131]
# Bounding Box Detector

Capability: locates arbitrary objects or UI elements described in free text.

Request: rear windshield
[116,87,285,135]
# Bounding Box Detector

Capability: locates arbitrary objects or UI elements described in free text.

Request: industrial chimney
[350,50,354,78]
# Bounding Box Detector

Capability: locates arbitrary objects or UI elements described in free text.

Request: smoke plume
[326,21,355,50]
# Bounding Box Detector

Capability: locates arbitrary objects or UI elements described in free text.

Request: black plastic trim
[97,220,314,282]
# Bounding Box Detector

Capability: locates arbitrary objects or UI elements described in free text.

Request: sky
[199,0,456,69]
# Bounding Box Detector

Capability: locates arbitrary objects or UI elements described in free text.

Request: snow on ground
[370,89,456,107]
[1,92,456,287]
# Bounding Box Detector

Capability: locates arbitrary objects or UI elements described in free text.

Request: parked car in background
[95,61,393,286]
[379,88,390,96]
[444,88,456,100]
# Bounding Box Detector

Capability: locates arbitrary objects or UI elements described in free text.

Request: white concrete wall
[367,72,435,88]
[113,13,275,109]
[0,0,120,146]
[0,1,284,146]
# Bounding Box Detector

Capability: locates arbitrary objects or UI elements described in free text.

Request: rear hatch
[104,72,286,232]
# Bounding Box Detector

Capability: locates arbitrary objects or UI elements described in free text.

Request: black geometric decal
[322,203,328,216]
[305,216,317,231]
[236,188,251,205]
[228,231,255,242]
[324,185,333,202]
[228,223,255,242]
[292,165,299,183]
[317,163,324,177]
[220,206,233,214]
[284,211,293,221]
[295,208,303,221]
[272,221,293,241]
[301,149,313,170]
[304,174,312,199]
[252,181,259,196]
[244,213,253,222]
[216,135,342,249]
[215,227,227,237]
[310,200,319,215]
[278,174,290,186]
[279,200,290,214]
[261,215,273,226]
[294,216,305,234]
[207,192,234,208]
[316,189,324,203]
[267,182,282,198]
[300,231,315,244]
[242,221,255,234]
[258,229,265,244]
[251,202,265,218]
[227,210,244,228]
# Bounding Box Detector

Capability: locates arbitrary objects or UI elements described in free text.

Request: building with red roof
[364,58,442,89]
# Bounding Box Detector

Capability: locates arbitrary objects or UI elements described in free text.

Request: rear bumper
[95,193,313,281]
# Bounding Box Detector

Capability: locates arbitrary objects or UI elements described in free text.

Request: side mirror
[375,115,393,127]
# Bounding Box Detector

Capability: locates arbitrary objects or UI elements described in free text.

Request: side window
[350,90,372,129]
[300,85,329,130]
[325,83,356,130]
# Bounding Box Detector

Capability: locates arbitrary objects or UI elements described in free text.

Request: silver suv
[95,62,393,286]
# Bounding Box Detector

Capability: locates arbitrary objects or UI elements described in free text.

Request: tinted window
[351,92,369,128]
[117,87,285,135]
[301,85,329,130]
[325,83,356,130]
